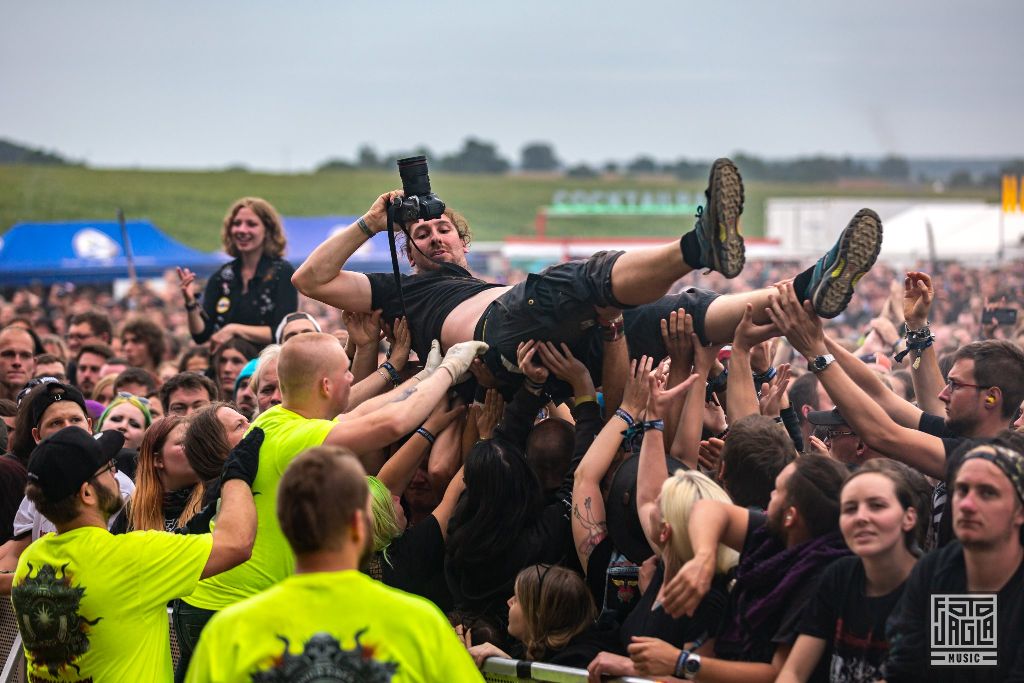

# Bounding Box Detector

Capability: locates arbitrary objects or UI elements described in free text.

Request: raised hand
[620,356,654,418]
[438,341,489,384]
[516,340,549,386]
[176,266,197,306]
[386,317,412,370]
[903,271,934,328]
[660,308,694,370]
[475,389,504,439]
[758,363,792,417]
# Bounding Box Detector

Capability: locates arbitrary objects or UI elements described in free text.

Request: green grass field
[0,165,997,251]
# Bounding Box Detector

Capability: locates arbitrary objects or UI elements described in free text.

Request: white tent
[766,198,1024,265]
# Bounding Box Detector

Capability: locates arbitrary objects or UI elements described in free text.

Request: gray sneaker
[803,208,883,319]
[694,158,745,278]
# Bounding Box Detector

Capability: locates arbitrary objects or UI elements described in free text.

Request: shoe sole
[705,158,745,278]
[812,208,883,319]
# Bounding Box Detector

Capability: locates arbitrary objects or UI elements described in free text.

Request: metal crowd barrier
[0,600,26,683]
[482,657,652,683]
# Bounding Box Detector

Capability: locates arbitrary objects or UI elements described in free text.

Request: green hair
[367,476,403,560]
[96,393,152,433]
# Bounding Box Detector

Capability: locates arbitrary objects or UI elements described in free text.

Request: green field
[0,165,997,251]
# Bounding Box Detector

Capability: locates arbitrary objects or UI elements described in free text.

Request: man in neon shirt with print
[10,426,259,682]
[187,445,483,683]
[175,331,487,677]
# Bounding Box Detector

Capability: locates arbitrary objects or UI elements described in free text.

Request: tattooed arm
[571,358,650,574]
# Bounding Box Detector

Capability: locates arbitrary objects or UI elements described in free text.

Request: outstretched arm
[902,271,946,415]
[326,341,486,452]
[292,191,401,312]
[770,283,948,478]
[658,498,750,618]
[571,357,648,572]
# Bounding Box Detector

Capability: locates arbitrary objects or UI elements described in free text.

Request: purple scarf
[717,526,850,659]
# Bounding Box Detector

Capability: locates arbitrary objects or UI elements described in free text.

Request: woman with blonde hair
[128,416,204,532]
[588,366,735,680]
[177,197,297,351]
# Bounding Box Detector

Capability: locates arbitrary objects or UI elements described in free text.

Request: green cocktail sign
[549,190,700,215]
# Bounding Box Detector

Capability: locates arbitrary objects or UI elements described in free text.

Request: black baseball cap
[25,381,88,430]
[27,427,124,503]
[606,453,686,565]
[807,407,848,427]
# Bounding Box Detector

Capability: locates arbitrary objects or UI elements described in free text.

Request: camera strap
[385,199,409,321]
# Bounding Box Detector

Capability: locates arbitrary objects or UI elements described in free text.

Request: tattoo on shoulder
[572,496,608,559]
[389,387,417,403]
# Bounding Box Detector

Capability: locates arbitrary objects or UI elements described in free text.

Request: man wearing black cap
[0,382,136,595]
[883,438,1024,681]
[10,426,258,683]
[806,407,877,468]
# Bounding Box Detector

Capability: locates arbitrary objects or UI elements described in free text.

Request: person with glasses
[807,407,879,468]
[10,426,258,683]
[768,282,1024,547]
[65,310,113,386]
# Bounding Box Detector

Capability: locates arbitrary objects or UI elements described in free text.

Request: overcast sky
[3,1,1021,171]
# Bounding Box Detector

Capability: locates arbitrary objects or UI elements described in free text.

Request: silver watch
[808,353,835,374]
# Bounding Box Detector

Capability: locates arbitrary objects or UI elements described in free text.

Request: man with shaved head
[172,331,487,678]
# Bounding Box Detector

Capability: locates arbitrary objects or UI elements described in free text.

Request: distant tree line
[0,139,80,166]
[317,139,1021,187]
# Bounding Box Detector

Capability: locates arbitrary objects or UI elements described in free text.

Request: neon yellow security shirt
[186,570,483,683]
[12,526,212,682]
[185,405,335,610]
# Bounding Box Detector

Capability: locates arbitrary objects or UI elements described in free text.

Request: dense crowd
[3,161,1024,683]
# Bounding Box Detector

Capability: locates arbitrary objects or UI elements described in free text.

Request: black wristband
[416,426,436,445]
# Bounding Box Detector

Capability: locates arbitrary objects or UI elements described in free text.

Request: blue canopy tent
[0,220,226,286]
[282,215,488,273]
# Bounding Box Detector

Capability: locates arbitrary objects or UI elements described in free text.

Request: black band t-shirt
[366,265,501,361]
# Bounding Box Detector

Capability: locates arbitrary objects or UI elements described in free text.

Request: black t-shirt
[715,510,833,676]
[620,561,728,653]
[918,413,990,548]
[586,538,642,623]
[544,617,622,669]
[799,556,905,683]
[884,541,1024,683]
[194,254,297,346]
[366,265,502,362]
[381,514,452,612]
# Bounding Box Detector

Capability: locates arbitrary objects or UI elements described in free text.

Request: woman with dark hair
[208,337,258,400]
[777,459,928,683]
[445,343,583,632]
[177,197,297,351]
[183,402,249,507]
[465,565,607,669]
[179,346,211,374]
[126,416,205,532]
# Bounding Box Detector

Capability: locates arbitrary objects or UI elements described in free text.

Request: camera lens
[397,156,432,198]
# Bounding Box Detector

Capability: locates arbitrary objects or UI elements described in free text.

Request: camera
[392,156,446,225]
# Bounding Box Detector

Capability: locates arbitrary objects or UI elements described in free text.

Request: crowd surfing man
[10,426,259,682]
[293,159,885,397]
[185,446,482,682]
